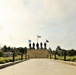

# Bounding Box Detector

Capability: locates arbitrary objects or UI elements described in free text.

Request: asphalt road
[0,59,76,75]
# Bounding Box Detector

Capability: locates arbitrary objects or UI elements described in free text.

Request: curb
[52,59,76,66]
[0,59,28,69]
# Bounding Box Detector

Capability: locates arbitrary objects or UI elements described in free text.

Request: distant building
[3,52,13,57]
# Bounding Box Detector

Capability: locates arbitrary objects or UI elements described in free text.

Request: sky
[0,0,76,50]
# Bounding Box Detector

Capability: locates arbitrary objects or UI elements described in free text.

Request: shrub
[74,60,76,62]
[4,58,12,62]
[66,58,71,61]
[70,58,76,61]
[0,59,6,64]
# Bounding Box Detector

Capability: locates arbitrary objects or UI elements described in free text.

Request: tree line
[0,45,27,57]
[49,46,76,56]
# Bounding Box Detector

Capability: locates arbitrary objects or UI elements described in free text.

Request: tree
[1,45,27,57]
[1,45,7,52]
[74,50,76,55]
[60,49,66,56]
[56,46,62,51]
[56,46,62,56]
[48,47,52,54]
[7,46,13,52]
[0,50,3,57]
[67,49,75,56]
[24,47,27,54]
[52,50,57,59]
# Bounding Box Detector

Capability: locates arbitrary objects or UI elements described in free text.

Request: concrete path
[0,59,76,75]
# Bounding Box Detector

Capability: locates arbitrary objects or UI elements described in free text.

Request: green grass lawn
[0,55,26,64]
[51,55,76,62]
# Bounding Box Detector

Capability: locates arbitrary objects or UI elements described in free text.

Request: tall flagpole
[37,35,38,43]
[37,35,41,43]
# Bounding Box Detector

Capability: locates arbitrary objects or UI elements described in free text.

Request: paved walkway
[0,59,76,75]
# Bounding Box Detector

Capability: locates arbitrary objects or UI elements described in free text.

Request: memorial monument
[36,42,39,49]
[40,42,43,49]
[32,42,35,49]
[29,43,31,49]
[27,42,49,58]
[44,42,47,49]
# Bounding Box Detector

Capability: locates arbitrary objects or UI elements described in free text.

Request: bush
[70,58,76,61]
[67,50,75,56]
[4,58,12,62]
[15,58,21,61]
[66,58,71,61]
[0,59,6,64]
[74,60,76,62]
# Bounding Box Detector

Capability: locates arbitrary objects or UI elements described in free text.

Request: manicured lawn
[0,55,26,64]
[51,55,76,62]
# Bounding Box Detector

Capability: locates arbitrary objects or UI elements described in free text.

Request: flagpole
[37,35,41,43]
[37,35,38,43]
[45,39,47,43]
[28,39,29,49]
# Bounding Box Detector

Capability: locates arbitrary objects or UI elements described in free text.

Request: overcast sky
[0,0,76,50]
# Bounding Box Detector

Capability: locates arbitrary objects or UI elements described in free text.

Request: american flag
[37,35,41,38]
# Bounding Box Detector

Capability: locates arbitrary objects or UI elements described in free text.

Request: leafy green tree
[48,47,52,54]
[60,49,66,56]
[56,46,62,51]
[24,47,27,54]
[67,49,75,56]
[1,45,27,57]
[7,46,13,52]
[74,50,76,55]
[1,45,7,52]
[0,50,3,57]
[56,46,62,56]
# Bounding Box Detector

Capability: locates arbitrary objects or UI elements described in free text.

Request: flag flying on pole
[37,35,41,38]
[28,40,31,43]
[37,35,41,42]
[46,40,49,42]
